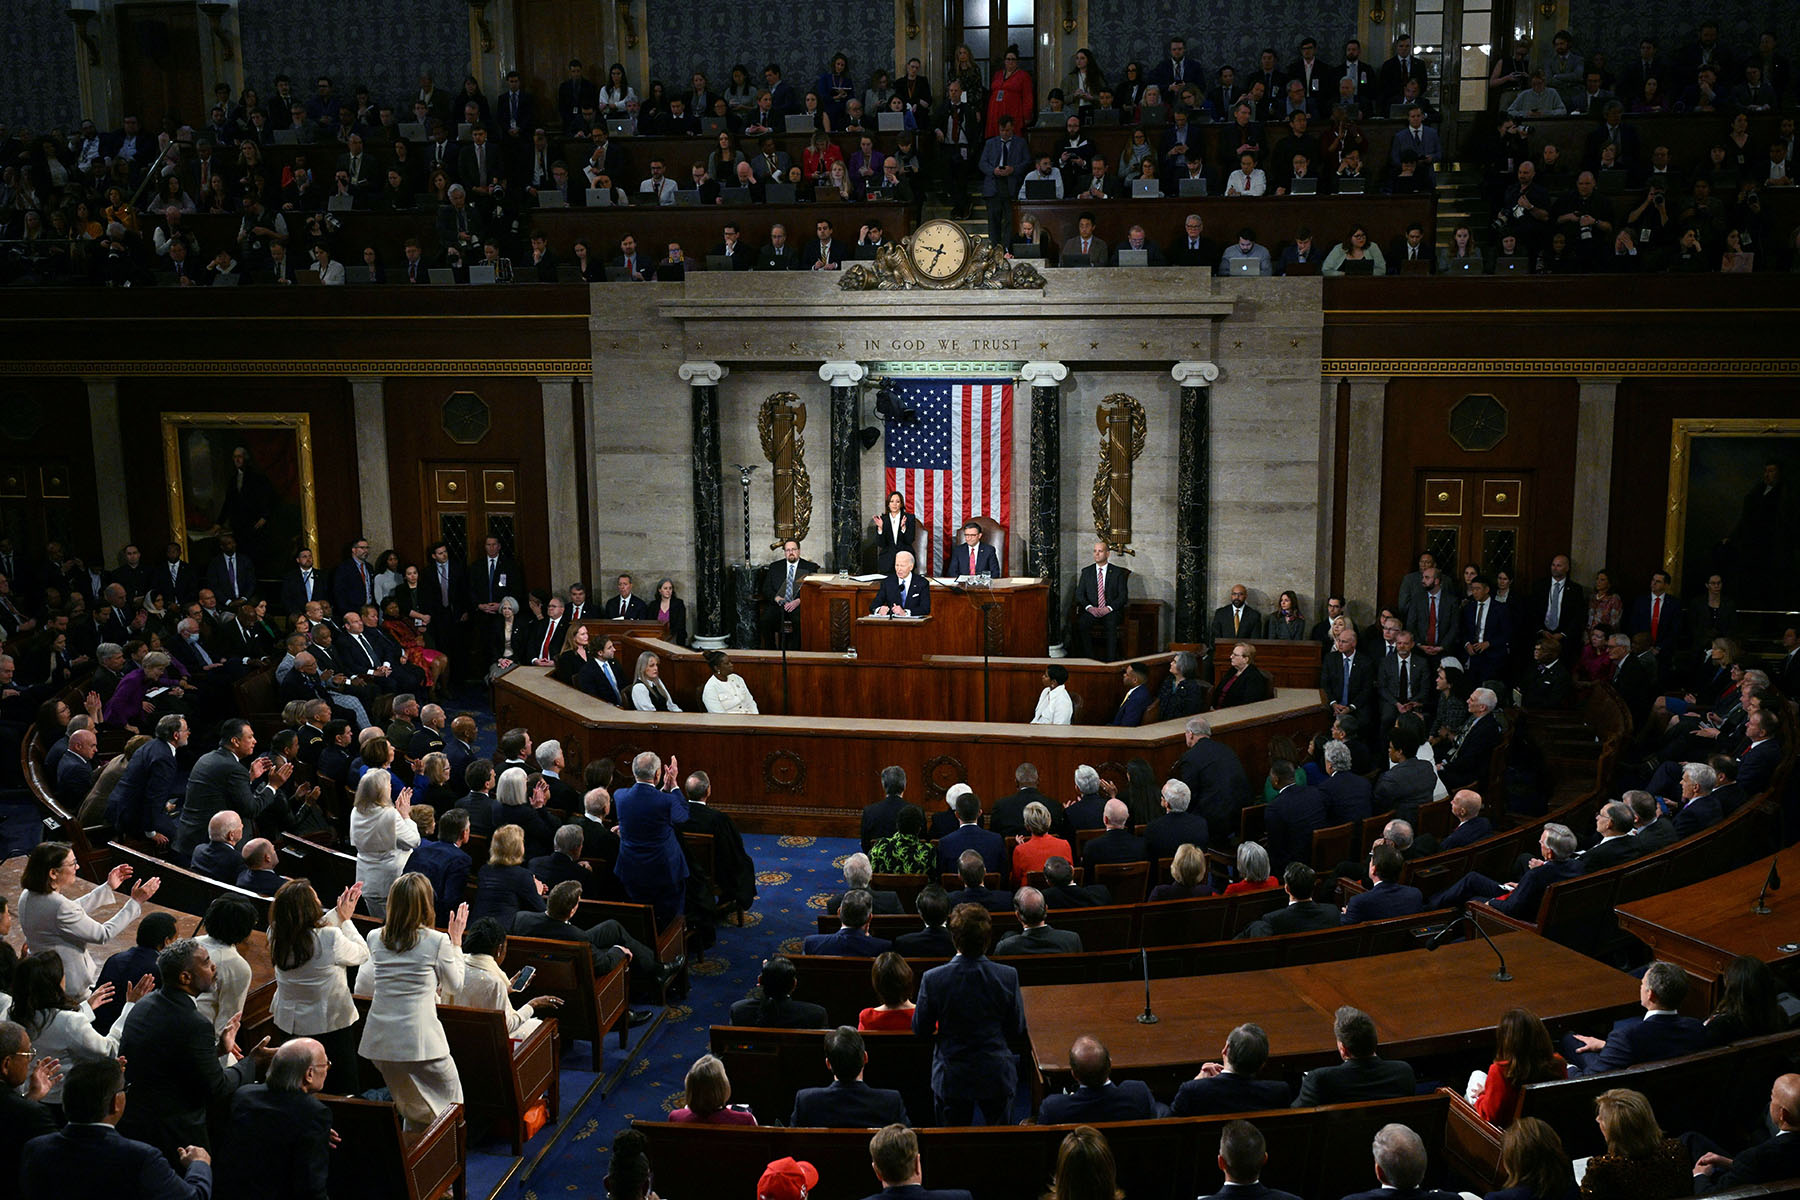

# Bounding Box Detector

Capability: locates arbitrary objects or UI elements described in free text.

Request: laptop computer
[1010,242,1043,258]
[601,265,633,282]
[1130,178,1161,198]
[719,186,752,205]
[536,191,568,209]
[1339,259,1375,275]
[1387,104,1414,119]
[327,193,355,211]
[706,255,736,272]
[271,129,299,145]
[1116,248,1149,267]
[293,270,322,285]
[606,118,635,137]
[673,189,701,206]
[700,117,728,135]
[1229,258,1260,276]
[344,265,373,284]
[1289,178,1319,195]
[653,261,686,282]
[467,263,497,284]
[1493,256,1529,273]
[1596,168,1628,195]
[457,122,473,141]
[585,188,616,206]
[556,265,584,283]
[1450,257,1485,274]
[784,114,815,133]
[1060,253,1091,268]
[1023,179,1057,200]
[1088,108,1120,126]
[1336,176,1367,194]
[397,122,426,142]
[427,267,456,284]
[212,272,241,286]
[1177,178,1209,197]
[763,182,797,204]
[877,112,905,132]
[1036,110,1063,127]
[630,190,661,206]
[1138,105,1168,128]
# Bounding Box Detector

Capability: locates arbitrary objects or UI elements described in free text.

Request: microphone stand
[1753,857,1781,915]
[1425,909,1513,981]
[1136,946,1158,1024]
[962,576,997,723]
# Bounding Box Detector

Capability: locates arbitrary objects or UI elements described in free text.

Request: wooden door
[117,3,205,128]
[513,0,610,117]
[423,461,523,569]
[1416,472,1531,585]
[945,0,1038,91]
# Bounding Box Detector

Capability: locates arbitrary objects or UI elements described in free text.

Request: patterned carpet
[494,831,858,1200]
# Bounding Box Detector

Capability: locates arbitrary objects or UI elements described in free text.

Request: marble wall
[237,0,469,111]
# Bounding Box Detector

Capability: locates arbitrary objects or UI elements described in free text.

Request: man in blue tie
[872,551,931,616]
[587,637,627,706]
[281,546,321,614]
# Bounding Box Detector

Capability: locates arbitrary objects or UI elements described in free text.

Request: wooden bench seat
[104,840,272,927]
[439,1002,561,1154]
[499,934,630,1073]
[322,1096,466,1200]
[277,830,360,901]
[710,1025,936,1130]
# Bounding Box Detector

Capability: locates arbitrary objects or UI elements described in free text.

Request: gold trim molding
[162,412,319,572]
[1662,418,1800,593]
[1,359,592,378]
[1322,358,1800,377]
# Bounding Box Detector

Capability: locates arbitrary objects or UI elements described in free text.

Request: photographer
[1626,184,1673,263]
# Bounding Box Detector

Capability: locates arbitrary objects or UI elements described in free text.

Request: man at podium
[947,521,1001,577]
[872,551,932,616]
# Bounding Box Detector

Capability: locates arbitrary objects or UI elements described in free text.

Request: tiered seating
[321,1095,466,1200]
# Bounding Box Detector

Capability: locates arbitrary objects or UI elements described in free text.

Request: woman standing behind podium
[653,578,688,647]
[872,490,916,574]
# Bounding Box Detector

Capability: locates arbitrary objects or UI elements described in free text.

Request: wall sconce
[199,0,236,61]
[905,1,918,41]
[617,1,637,49]
[1537,0,1558,15]
[1062,0,1076,34]
[67,0,101,66]
[468,0,493,54]
[1369,0,1387,22]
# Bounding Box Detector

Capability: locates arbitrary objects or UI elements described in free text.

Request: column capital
[818,360,866,388]
[1019,360,1068,387]
[1170,361,1220,386]
[1575,377,1625,388]
[678,361,728,385]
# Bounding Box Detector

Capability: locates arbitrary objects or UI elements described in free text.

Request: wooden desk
[1615,845,1800,1014]
[1016,195,1435,264]
[1020,930,1640,1092]
[799,575,1050,658]
[576,618,674,646]
[1211,638,1324,690]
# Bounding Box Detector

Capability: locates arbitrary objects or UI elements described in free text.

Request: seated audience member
[803,889,892,957]
[790,1025,909,1127]
[529,821,604,898]
[1580,1088,1689,1200]
[1200,1120,1302,1200]
[700,650,758,713]
[1010,802,1074,880]
[512,880,676,1013]
[729,955,826,1028]
[1174,1022,1293,1116]
[1320,738,1374,825]
[1470,1008,1567,1126]
[0,1018,58,1180]
[936,789,1006,878]
[1150,842,1215,903]
[1292,1005,1416,1105]
[1040,854,1109,908]
[1580,801,1641,873]
[1082,798,1147,873]
[1031,664,1074,724]
[1688,1073,1800,1193]
[869,804,934,877]
[863,1123,969,1200]
[1340,1123,1460,1200]
[1341,844,1425,924]
[1438,789,1492,850]
[859,951,919,1031]
[1560,961,1709,1074]
[995,887,1082,955]
[91,911,179,1033]
[1237,862,1338,937]
[441,917,561,1037]
[669,1053,755,1124]
[20,1057,214,1200]
[947,849,1013,912]
[1428,822,1581,921]
[1146,778,1210,862]
[216,1037,336,1199]
[235,837,286,896]
[1040,1035,1163,1122]
[407,805,474,916]
[191,810,246,883]
[1223,840,1279,896]
[471,823,548,930]
[831,852,905,915]
[1703,955,1787,1046]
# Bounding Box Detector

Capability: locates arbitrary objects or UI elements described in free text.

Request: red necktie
[970,548,977,573]
[541,623,555,659]
[1651,597,1661,642]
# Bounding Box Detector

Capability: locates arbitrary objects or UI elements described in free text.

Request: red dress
[985,68,1036,131]
[1222,877,1281,897]
[1474,1054,1567,1125]
[858,1006,917,1032]
[1011,835,1073,879]
[383,616,446,674]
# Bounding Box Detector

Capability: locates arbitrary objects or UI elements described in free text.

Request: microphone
[1754,857,1782,915]
[1424,908,1513,981]
[1136,946,1158,1024]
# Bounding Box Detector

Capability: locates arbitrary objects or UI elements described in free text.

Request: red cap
[758,1157,819,1200]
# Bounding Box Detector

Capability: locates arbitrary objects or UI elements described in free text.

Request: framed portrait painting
[1663,418,1799,607]
[162,412,318,583]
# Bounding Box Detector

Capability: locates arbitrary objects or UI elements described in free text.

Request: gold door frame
[161,411,319,558]
[1662,417,1800,592]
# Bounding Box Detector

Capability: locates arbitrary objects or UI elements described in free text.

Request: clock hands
[921,242,947,269]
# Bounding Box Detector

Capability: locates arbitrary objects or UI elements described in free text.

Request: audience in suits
[1039,1034,1164,1122]
[1172,1022,1294,1116]
[1561,961,1710,1074]
[1292,1005,1416,1106]
[1341,844,1425,924]
[790,1026,908,1127]
[912,903,1025,1125]
[993,887,1082,955]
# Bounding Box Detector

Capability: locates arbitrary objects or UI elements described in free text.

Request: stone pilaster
[1020,360,1069,651]
[1572,378,1621,579]
[819,361,867,571]
[83,378,130,557]
[679,361,730,648]
[1341,378,1388,625]
[1172,361,1220,645]
[538,376,581,589]
[347,377,394,551]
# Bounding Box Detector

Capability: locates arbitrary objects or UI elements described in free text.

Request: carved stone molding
[677,360,728,385]
[763,750,807,793]
[1170,360,1221,386]
[817,360,867,389]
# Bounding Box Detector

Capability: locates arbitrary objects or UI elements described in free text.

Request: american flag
[884,378,1014,574]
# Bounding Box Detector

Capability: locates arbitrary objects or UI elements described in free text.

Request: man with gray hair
[1320,738,1373,826]
[1294,1006,1416,1107]
[217,1037,332,1197]
[1437,685,1501,791]
[611,749,688,922]
[190,810,245,884]
[1338,1122,1458,1200]
[1065,764,1107,834]
[535,738,578,812]
[1671,761,1722,837]
[529,822,601,898]
[579,785,619,860]
[996,886,1083,954]
[1561,960,1708,1075]
[1580,800,1641,873]
[1428,821,1581,919]
[1147,778,1211,860]
[1172,714,1251,847]
[829,851,903,914]
[860,764,909,851]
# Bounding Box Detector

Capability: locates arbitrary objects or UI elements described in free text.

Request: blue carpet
[503,833,858,1199]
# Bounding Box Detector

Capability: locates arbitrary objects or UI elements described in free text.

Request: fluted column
[347,376,394,552]
[1572,379,1621,579]
[1020,360,1069,652]
[820,361,867,571]
[83,378,130,557]
[1172,361,1220,645]
[679,361,729,648]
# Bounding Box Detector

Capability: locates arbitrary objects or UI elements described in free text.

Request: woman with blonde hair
[349,768,418,918]
[1011,801,1074,878]
[631,652,681,711]
[357,873,467,1128]
[416,750,454,809]
[1580,1088,1687,1200]
[1150,842,1214,901]
[669,1052,756,1124]
[270,877,367,1095]
[472,822,548,928]
[1042,1125,1124,1200]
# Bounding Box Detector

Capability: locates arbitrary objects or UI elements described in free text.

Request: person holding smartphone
[441,916,562,1039]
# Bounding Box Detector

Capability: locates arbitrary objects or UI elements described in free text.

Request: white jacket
[17,884,142,996]
[356,926,463,1062]
[273,912,370,1035]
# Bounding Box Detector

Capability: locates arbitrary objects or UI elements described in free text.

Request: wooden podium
[799,575,1049,661]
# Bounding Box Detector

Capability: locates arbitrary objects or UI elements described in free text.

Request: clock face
[909,219,970,282]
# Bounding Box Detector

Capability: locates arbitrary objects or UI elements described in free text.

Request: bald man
[1690,1073,1800,1192]
[55,727,98,808]
[189,810,244,883]
[1038,1036,1163,1122]
[1437,789,1492,851]
[218,1038,334,1199]
[1082,798,1148,872]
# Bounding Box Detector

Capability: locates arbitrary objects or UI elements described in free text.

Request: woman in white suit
[440,916,561,1038]
[271,877,368,1096]
[357,872,468,1127]
[349,769,419,918]
[16,841,160,998]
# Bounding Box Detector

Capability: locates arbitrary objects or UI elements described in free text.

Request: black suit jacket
[1082,829,1147,872]
[760,558,822,605]
[1579,835,1641,874]
[1293,1054,1415,1106]
[1239,900,1342,938]
[1321,650,1377,714]
[19,1122,214,1200]
[860,794,909,851]
[1146,810,1211,860]
[1171,1071,1293,1116]
[1264,783,1328,870]
[1207,604,1265,641]
[1171,738,1252,843]
[871,572,930,615]
[757,244,803,270]
[792,1079,908,1128]
[468,555,523,608]
[217,1083,332,1200]
[892,925,955,956]
[1075,562,1130,612]
[602,594,651,620]
[1698,1129,1800,1194]
[117,986,258,1158]
[1438,713,1501,791]
[0,1087,56,1184]
[945,542,1001,577]
[1211,666,1272,709]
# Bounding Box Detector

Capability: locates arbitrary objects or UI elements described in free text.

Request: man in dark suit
[215,1039,333,1199]
[860,765,910,852]
[1075,540,1130,660]
[1669,761,1724,837]
[1341,844,1424,924]
[756,223,804,270]
[1263,760,1326,871]
[1172,716,1251,846]
[677,770,757,922]
[1529,553,1586,658]
[1206,583,1265,643]
[1338,1123,1461,1200]
[20,1057,214,1200]
[1616,39,1669,104]
[1039,1035,1162,1122]
[419,541,466,638]
[1736,709,1782,800]
[991,763,1064,839]
[1627,789,1679,853]
[1040,855,1110,908]
[0,1019,58,1180]
[278,547,324,616]
[1458,576,1512,683]
[1236,864,1341,939]
[189,811,245,883]
[467,535,523,641]
[945,521,1000,577]
[408,806,474,915]
[175,719,285,856]
[1147,36,1200,96]
[330,537,378,617]
[1627,571,1682,661]
[791,1026,909,1127]
[202,533,255,604]
[1377,631,1432,735]
[512,881,672,1012]
[1146,778,1211,862]
[862,1123,974,1200]
[1376,35,1429,104]
[1438,789,1492,851]
[1774,626,1800,700]
[234,839,285,896]
[1430,821,1583,920]
[945,851,1013,912]
[871,551,930,616]
[1292,1006,1415,1106]
[936,790,1006,879]
[529,822,604,898]
[1437,687,1502,792]
[1562,961,1709,1074]
[1319,741,1374,827]
[1172,1023,1294,1116]
[1579,801,1641,874]
[117,939,273,1160]
[893,886,956,957]
[804,889,893,957]
[913,905,1025,1125]
[557,59,600,132]
[154,542,201,606]
[1197,1119,1304,1200]
[1520,637,1574,710]
[1322,627,1377,729]
[55,727,96,808]
[995,887,1083,955]
[1082,799,1147,873]
[1062,766,1108,836]
[760,539,822,648]
[1690,1073,1800,1194]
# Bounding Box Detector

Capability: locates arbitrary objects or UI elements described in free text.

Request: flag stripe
[882,378,1014,575]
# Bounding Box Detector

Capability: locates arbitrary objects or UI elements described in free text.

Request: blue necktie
[1341,656,1352,705]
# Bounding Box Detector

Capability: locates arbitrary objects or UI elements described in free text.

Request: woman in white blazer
[271,878,368,1095]
[10,950,151,1106]
[441,916,561,1039]
[192,896,260,1062]
[16,841,159,997]
[357,872,468,1127]
[349,769,419,918]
